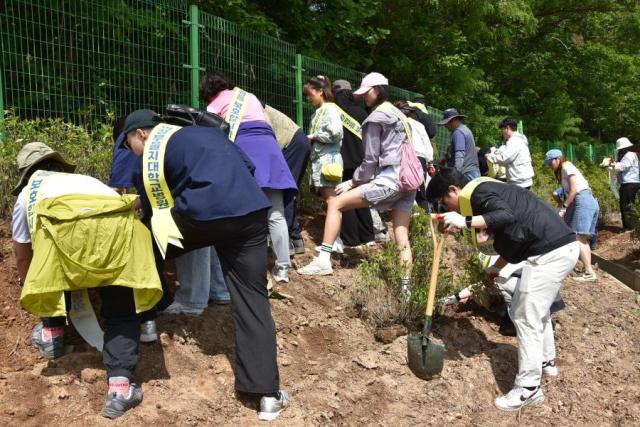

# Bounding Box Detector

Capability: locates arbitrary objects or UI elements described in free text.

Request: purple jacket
[352,108,405,185]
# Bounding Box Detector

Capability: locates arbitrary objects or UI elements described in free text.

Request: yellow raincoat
[20,172,162,317]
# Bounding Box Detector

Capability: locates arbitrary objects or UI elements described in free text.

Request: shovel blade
[407,332,445,379]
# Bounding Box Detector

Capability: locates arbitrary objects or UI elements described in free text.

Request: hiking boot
[494,386,544,411]
[272,265,290,283]
[258,390,290,421]
[161,301,204,316]
[542,359,558,377]
[314,238,344,254]
[290,239,305,256]
[140,320,158,343]
[101,378,143,419]
[298,257,333,276]
[31,323,64,360]
[574,272,597,282]
[210,298,231,305]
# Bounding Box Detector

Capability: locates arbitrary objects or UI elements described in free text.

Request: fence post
[294,54,304,128]
[184,4,202,108]
[517,120,524,134]
[587,144,594,164]
[0,65,4,143]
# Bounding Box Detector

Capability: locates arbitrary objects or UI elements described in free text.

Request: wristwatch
[465,216,472,229]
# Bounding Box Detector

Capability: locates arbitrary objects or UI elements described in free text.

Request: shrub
[350,209,456,328]
[0,111,114,217]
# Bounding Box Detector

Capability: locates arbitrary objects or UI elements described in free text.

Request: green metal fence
[0,0,613,164]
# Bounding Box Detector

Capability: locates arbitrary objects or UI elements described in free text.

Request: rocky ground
[0,220,638,426]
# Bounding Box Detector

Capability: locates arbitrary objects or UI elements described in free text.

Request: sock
[108,376,131,397]
[318,243,332,263]
[42,326,64,341]
[401,277,411,290]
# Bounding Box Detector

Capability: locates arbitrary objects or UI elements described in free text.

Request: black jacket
[334,89,368,170]
[412,109,436,139]
[471,182,576,263]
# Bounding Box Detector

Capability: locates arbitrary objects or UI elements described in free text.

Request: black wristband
[465,216,472,229]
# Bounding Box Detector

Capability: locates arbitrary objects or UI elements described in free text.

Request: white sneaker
[297,257,333,276]
[542,359,558,377]
[314,238,344,254]
[494,386,544,411]
[161,301,204,316]
[258,390,290,421]
[272,265,290,283]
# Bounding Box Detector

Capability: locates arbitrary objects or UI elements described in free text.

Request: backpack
[160,104,230,134]
[377,102,424,192]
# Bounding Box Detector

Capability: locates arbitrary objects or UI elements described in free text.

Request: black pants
[165,208,279,394]
[620,183,640,230]
[415,157,432,212]
[340,168,374,246]
[282,130,311,241]
[42,286,141,380]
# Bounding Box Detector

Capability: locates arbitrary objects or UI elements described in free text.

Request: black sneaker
[31,323,64,360]
[101,380,143,419]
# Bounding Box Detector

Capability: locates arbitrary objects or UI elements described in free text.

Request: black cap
[122,109,159,135]
[498,117,518,130]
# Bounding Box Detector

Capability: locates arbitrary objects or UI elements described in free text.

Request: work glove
[335,179,354,195]
[441,287,472,306]
[442,211,466,229]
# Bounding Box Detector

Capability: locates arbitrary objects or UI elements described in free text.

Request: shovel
[407,215,446,379]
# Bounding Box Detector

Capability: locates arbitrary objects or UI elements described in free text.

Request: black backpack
[156,104,230,135]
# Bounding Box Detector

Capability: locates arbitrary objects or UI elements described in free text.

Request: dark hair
[425,167,469,202]
[552,155,567,184]
[498,117,518,131]
[199,71,235,104]
[394,100,417,119]
[303,75,334,102]
[370,85,389,108]
[112,116,126,142]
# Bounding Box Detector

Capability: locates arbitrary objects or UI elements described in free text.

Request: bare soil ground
[0,219,639,427]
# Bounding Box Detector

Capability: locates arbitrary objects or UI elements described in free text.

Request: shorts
[358,182,416,213]
[564,189,599,236]
[310,152,343,188]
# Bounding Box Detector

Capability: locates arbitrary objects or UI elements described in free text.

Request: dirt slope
[0,222,639,427]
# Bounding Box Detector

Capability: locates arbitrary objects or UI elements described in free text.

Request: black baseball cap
[122,109,160,135]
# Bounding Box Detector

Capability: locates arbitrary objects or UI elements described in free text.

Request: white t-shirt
[12,173,119,244]
[407,117,433,162]
[561,162,590,194]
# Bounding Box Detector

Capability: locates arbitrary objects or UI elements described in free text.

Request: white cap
[353,72,389,96]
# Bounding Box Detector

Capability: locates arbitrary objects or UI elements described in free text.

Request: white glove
[442,211,466,229]
[335,179,354,195]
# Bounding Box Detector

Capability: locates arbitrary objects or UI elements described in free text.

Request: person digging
[425,167,579,411]
[11,142,163,418]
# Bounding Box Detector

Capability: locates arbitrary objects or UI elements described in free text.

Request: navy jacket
[134,125,270,222]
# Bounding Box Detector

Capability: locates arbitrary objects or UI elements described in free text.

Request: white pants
[505,241,579,387]
[264,189,290,267]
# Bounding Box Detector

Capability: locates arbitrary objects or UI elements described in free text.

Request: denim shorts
[564,189,599,236]
[359,182,416,213]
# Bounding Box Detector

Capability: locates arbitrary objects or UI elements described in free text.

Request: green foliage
[0,112,114,217]
[350,209,455,328]
[630,197,640,241]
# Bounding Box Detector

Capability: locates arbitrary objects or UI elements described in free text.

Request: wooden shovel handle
[425,230,446,317]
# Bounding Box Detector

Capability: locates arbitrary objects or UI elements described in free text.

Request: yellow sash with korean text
[226,87,249,142]
[459,176,501,255]
[334,104,362,140]
[143,123,184,258]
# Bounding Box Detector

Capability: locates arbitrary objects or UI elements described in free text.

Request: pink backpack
[377,102,424,192]
[399,138,424,192]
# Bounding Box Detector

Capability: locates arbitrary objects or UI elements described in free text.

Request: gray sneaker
[31,323,64,360]
[140,320,158,343]
[258,390,290,421]
[272,265,290,283]
[101,380,143,419]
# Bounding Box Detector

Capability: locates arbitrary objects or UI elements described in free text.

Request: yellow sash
[226,87,249,142]
[333,104,362,140]
[143,123,184,258]
[459,176,502,255]
[376,101,414,147]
